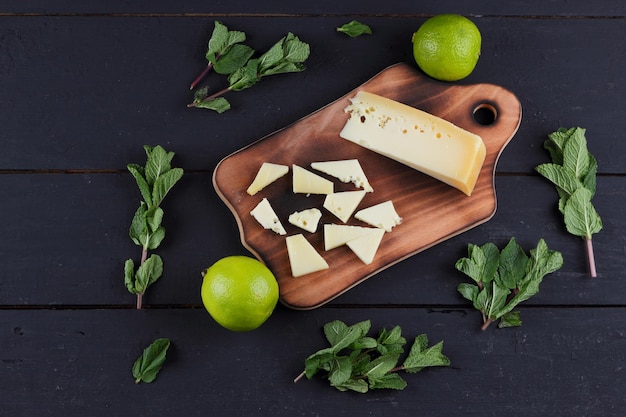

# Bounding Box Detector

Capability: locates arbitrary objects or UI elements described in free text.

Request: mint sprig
[294,320,450,393]
[188,30,310,113]
[456,238,563,330]
[337,21,373,37]
[132,338,171,384]
[124,145,184,309]
[536,127,602,277]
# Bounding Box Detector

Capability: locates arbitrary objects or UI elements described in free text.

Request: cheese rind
[323,190,366,223]
[246,162,289,195]
[354,200,402,232]
[288,208,322,233]
[286,234,329,277]
[311,159,373,192]
[339,91,486,196]
[250,198,286,235]
[346,228,385,265]
[292,164,334,195]
[323,224,378,250]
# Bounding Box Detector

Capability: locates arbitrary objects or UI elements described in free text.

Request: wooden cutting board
[213,63,522,310]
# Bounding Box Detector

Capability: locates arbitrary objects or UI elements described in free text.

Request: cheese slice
[323,224,379,251]
[323,190,366,223]
[354,200,402,232]
[286,234,329,277]
[246,162,289,195]
[346,228,385,265]
[339,90,486,196]
[311,159,373,192]
[288,208,322,233]
[250,198,286,235]
[292,164,334,195]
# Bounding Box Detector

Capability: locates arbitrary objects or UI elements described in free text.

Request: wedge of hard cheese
[339,91,486,196]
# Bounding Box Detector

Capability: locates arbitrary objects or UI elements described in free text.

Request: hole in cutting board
[473,103,497,126]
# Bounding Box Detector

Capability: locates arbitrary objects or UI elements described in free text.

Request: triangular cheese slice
[323,224,378,250]
[288,208,322,233]
[250,198,286,235]
[323,190,366,223]
[354,200,402,232]
[346,228,385,265]
[286,234,329,277]
[311,159,373,192]
[292,164,333,195]
[246,162,289,195]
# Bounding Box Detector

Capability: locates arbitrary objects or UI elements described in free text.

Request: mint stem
[189,62,214,90]
[481,318,493,331]
[136,247,148,310]
[293,371,305,383]
[585,238,597,278]
[187,86,232,108]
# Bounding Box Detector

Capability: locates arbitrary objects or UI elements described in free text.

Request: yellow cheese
[339,91,486,196]
[323,190,366,223]
[346,228,385,265]
[292,164,334,195]
[246,162,289,195]
[323,224,378,250]
[288,208,322,233]
[354,200,402,232]
[311,159,373,192]
[286,234,329,277]
[250,198,286,235]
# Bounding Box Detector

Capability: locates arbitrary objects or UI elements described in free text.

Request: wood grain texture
[1,308,624,417]
[213,63,521,309]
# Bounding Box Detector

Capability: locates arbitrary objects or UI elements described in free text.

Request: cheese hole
[473,103,497,126]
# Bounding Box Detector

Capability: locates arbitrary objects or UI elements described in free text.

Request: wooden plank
[0,16,624,173]
[1,307,624,416]
[0,173,623,307]
[0,1,624,16]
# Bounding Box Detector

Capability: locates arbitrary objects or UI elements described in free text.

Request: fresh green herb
[189,21,255,90]
[132,338,171,384]
[189,31,310,113]
[456,238,563,330]
[535,127,602,277]
[293,320,450,393]
[124,145,184,309]
[337,21,373,37]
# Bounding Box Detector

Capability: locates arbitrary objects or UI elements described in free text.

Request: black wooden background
[1,2,625,416]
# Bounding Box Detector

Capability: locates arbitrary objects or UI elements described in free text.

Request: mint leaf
[124,259,137,294]
[127,164,152,207]
[364,354,400,379]
[564,188,603,239]
[328,356,352,386]
[368,373,406,390]
[562,128,590,179]
[133,254,163,294]
[132,338,171,384]
[337,21,373,37]
[496,238,528,290]
[213,43,255,75]
[498,311,522,328]
[536,126,602,277]
[152,167,184,208]
[402,336,451,373]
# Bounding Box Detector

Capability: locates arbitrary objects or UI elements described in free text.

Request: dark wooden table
[1,2,624,416]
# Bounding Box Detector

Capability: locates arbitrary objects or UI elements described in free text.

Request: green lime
[411,14,482,81]
[201,256,279,332]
